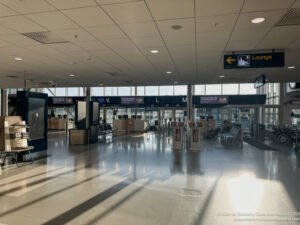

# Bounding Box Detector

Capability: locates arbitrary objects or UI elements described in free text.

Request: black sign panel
[224,52,284,69]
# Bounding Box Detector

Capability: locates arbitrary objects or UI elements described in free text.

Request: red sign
[175,128,181,142]
[193,129,199,142]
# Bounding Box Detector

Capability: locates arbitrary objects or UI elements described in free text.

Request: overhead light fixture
[14,57,23,61]
[69,74,75,77]
[99,83,103,86]
[251,17,265,24]
[288,66,296,69]
[219,75,225,78]
[174,81,178,84]
[150,49,159,54]
[166,71,172,74]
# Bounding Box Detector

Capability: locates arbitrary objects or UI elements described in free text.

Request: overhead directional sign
[224,52,284,69]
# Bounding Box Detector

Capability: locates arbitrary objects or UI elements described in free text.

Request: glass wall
[40,83,259,97]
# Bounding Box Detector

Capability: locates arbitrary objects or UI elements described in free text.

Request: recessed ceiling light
[288,66,296,69]
[150,49,159,54]
[99,83,103,86]
[166,71,172,74]
[251,17,265,24]
[219,75,225,78]
[14,57,23,61]
[174,81,178,84]
[69,74,75,77]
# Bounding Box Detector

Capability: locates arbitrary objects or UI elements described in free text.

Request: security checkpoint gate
[171,122,184,150]
[190,122,202,151]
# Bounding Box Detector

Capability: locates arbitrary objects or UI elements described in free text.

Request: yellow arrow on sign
[226,56,236,64]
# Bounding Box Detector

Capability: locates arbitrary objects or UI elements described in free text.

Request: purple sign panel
[121,97,144,105]
[52,97,73,105]
[200,96,228,104]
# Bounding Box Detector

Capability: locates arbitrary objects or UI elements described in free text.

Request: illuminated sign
[52,97,73,105]
[200,96,228,104]
[224,52,284,69]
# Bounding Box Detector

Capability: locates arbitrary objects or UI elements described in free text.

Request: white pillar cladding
[279,82,292,127]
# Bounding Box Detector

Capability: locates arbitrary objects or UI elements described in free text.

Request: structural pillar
[85,87,91,143]
[279,82,291,127]
[1,89,8,116]
[158,108,161,131]
[187,84,193,123]
[187,84,193,149]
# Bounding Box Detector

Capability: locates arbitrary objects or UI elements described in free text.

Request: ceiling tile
[230,28,269,41]
[54,29,96,42]
[0,38,13,47]
[74,41,108,50]
[102,38,136,49]
[195,0,243,17]
[196,14,238,32]
[242,0,294,12]
[0,3,18,16]
[156,18,195,35]
[163,34,195,46]
[197,31,230,51]
[0,24,16,35]
[256,37,296,50]
[49,43,83,52]
[145,0,194,20]
[27,12,78,30]
[86,25,126,40]
[62,7,114,27]
[46,0,97,9]
[0,0,55,14]
[0,34,41,46]
[0,15,46,33]
[226,40,259,51]
[289,38,300,49]
[131,36,164,47]
[235,10,287,29]
[96,0,142,5]
[120,21,159,37]
[265,25,300,39]
[292,0,300,8]
[102,1,152,24]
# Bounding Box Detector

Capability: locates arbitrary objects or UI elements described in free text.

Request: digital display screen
[200,96,228,104]
[254,75,266,88]
[97,98,105,103]
[121,97,144,105]
[52,97,73,105]
[238,55,250,67]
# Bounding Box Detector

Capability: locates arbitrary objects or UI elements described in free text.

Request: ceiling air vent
[22,31,69,44]
[276,8,300,26]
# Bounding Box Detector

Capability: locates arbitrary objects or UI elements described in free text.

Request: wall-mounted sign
[224,52,284,69]
[200,96,228,104]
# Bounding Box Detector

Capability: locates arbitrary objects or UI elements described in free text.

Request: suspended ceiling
[0,0,299,88]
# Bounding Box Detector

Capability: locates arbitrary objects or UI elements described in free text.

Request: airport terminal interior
[1,0,300,224]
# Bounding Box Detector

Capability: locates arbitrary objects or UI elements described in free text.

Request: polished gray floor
[1,131,300,225]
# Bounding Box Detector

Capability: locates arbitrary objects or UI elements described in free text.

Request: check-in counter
[48,117,68,130]
[113,118,149,133]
